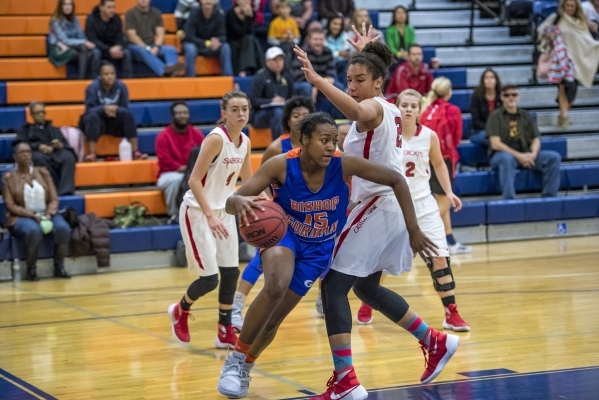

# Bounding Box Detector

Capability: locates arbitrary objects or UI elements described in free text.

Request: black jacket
[85,6,126,57]
[249,67,295,110]
[183,7,226,51]
[470,91,502,132]
[16,122,73,153]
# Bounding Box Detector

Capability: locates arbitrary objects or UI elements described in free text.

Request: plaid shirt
[545,25,575,84]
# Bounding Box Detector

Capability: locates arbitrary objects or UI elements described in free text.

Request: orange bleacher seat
[0,0,136,15]
[0,36,47,57]
[75,160,159,187]
[248,126,273,150]
[8,77,234,104]
[250,153,262,173]
[0,58,65,80]
[193,56,222,76]
[84,190,167,218]
[163,14,177,33]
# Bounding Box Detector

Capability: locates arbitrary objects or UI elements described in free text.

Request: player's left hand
[346,22,380,53]
[231,195,266,227]
[447,192,462,212]
[408,229,438,259]
[293,45,320,85]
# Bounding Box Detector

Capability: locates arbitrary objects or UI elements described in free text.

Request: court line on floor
[0,368,58,400]
[8,285,321,395]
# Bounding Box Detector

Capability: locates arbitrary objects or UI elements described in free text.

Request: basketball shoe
[168,303,193,343]
[448,242,472,255]
[357,302,373,325]
[231,296,245,333]
[217,351,250,398]
[442,304,470,332]
[215,323,238,349]
[419,327,460,384]
[309,366,368,400]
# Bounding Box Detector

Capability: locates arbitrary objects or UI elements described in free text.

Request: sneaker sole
[217,383,248,399]
[315,310,325,318]
[421,334,460,384]
[167,304,190,343]
[346,385,368,400]
[442,320,471,332]
[357,316,373,325]
[214,338,236,349]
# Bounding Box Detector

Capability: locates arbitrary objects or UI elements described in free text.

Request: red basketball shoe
[442,304,470,332]
[419,328,460,384]
[168,303,193,343]
[215,323,238,349]
[309,366,368,400]
[357,303,373,325]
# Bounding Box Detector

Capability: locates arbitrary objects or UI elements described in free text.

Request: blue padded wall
[487,200,526,224]
[451,201,486,227]
[110,228,153,253]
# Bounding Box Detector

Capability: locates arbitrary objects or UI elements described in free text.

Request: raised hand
[346,22,380,53]
[293,45,320,84]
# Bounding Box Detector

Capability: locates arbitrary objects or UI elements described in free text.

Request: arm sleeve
[119,84,130,108]
[184,9,206,48]
[249,76,272,108]
[50,19,86,46]
[216,12,227,43]
[50,126,72,149]
[325,52,336,79]
[2,174,34,218]
[385,26,398,55]
[115,17,126,47]
[226,10,245,39]
[450,105,463,144]
[84,85,104,115]
[156,132,183,172]
[485,111,501,137]
[85,17,109,51]
[470,94,486,131]
[526,111,540,139]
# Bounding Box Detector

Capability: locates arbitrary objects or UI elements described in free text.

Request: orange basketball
[239,200,287,249]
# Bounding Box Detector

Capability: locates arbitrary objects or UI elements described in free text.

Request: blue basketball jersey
[280,134,293,153]
[273,148,349,243]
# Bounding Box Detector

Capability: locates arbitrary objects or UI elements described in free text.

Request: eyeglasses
[31,110,46,115]
[502,93,518,98]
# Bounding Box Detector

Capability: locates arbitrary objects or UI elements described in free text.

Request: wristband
[177,29,184,35]
[205,40,211,47]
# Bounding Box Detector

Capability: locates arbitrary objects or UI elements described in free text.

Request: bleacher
[0,0,598,279]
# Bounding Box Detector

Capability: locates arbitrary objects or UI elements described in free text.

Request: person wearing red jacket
[420,77,471,255]
[156,101,204,217]
[385,44,433,103]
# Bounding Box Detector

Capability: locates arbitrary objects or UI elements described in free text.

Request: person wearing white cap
[248,47,296,140]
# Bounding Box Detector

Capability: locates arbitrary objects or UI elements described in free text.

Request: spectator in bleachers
[487,84,562,200]
[325,15,351,87]
[86,0,133,78]
[470,68,502,149]
[384,44,433,103]
[421,77,470,255]
[226,0,264,77]
[79,62,147,161]
[16,102,76,196]
[344,9,385,56]
[125,0,185,77]
[271,0,313,33]
[539,0,599,89]
[267,0,301,57]
[183,0,233,77]
[48,0,95,79]
[317,0,355,31]
[2,141,72,281]
[156,102,205,218]
[582,0,599,39]
[175,0,200,33]
[385,6,415,61]
[249,47,295,139]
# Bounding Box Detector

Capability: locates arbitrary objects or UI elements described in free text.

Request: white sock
[233,291,246,306]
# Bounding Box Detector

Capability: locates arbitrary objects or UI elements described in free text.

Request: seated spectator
[317,0,354,31]
[538,0,599,89]
[470,68,502,149]
[183,0,233,77]
[125,0,185,77]
[16,102,76,196]
[79,62,147,161]
[226,0,264,76]
[385,6,415,61]
[582,0,599,39]
[267,0,301,57]
[156,102,205,218]
[48,0,95,79]
[249,47,295,139]
[344,8,385,56]
[385,44,433,102]
[486,84,562,200]
[2,141,72,281]
[325,15,350,87]
[271,0,313,33]
[86,0,132,78]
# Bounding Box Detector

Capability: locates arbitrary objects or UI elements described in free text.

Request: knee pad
[218,267,240,304]
[186,274,219,301]
[426,257,456,292]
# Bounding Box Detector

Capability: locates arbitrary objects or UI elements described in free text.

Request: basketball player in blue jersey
[231,97,314,332]
[217,112,437,398]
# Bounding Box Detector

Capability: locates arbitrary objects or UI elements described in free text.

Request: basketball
[239,200,287,249]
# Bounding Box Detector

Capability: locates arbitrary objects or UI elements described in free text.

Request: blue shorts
[271,229,334,297]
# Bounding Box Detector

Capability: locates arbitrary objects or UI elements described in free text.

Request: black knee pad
[427,257,456,292]
[218,267,240,304]
[187,274,219,300]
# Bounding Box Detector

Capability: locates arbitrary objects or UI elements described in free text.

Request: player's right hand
[447,192,462,212]
[408,229,438,259]
[207,214,229,240]
[230,195,266,227]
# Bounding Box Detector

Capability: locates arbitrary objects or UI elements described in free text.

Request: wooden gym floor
[1,235,598,399]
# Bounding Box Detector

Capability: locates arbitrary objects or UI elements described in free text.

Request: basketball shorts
[414,194,450,258]
[273,228,334,296]
[179,204,239,277]
[429,159,454,195]
[330,195,413,277]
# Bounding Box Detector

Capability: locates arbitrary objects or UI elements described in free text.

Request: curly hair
[348,41,394,81]
[281,96,315,133]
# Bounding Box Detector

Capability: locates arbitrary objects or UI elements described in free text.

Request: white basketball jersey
[343,97,405,202]
[183,125,248,210]
[403,125,433,201]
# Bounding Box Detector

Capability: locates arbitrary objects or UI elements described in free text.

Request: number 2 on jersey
[405,161,415,177]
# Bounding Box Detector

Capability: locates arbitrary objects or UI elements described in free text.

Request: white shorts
[179,204,239,276]
[331,195,413,277]
[414,195,450,258]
